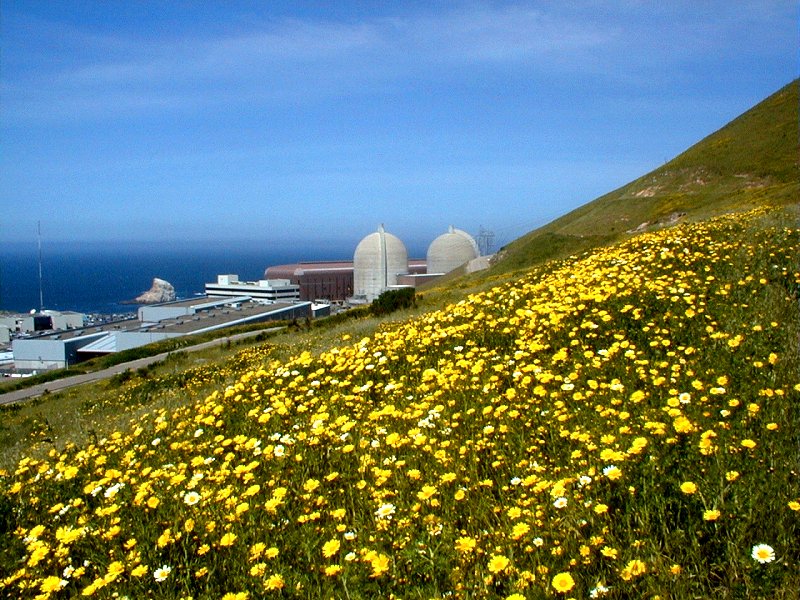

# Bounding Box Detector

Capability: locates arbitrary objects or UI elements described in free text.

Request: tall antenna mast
[37,221,44,312]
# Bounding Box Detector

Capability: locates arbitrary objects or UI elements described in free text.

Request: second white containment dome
[353,224,409,302]
[426,225,480,275]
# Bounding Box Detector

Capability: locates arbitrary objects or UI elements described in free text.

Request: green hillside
[492,80,799,274]
[1,82,798,599]
[3,208,798,599]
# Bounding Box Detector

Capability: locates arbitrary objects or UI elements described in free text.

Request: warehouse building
[265,261,354,302]
[12,297,315,371]
[0,310,85,334]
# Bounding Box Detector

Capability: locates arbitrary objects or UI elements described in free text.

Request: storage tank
[353,225,408,301]
[426,225,480,274]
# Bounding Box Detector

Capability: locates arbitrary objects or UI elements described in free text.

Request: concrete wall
[18,316,49,332]
[466,255,493,274]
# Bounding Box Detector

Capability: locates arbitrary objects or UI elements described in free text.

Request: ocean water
[1,240,352,315]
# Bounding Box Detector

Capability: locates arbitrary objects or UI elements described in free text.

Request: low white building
[12,297,315,371]
[13,331,110,371]
[205,274,300,302]
[0,310,85,334]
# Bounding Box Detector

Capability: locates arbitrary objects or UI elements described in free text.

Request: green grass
[1,207,798,599]
[0,81,798,599]
[0,319,298,395]
[0,306,404,472]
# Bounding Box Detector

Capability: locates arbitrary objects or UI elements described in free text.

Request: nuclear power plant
[426,226,481,276]
[5,225,490,373]
[353,224,409,302]
[265,225,487,303]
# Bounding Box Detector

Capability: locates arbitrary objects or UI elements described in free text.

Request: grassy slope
[2,81,796,470]
[2,208,797,599]
[491,79,799,276]
[1,81,798,599]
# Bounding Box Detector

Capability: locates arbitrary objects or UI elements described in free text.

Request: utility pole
[37,221,44,312]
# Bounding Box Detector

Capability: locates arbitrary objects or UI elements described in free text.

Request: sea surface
[2,240,352,315]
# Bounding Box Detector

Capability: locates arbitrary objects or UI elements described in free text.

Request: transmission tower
[476,226,495,256]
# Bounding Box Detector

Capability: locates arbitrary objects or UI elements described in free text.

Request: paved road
[0,328,282,406]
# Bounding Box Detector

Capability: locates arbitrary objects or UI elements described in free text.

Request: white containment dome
[426,225,480,275]
[353,224,409,301]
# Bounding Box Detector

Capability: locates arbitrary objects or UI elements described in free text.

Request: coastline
[1,243,322,315]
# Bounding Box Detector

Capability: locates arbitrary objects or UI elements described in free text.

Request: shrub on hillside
[370,287,416,316]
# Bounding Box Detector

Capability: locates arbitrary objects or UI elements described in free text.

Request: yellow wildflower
[620,559,647,580]
[551,571,575,593]
[487,554,510,574]
[264,574,284,590]
[322,539,340,558]
[455,536,477,553]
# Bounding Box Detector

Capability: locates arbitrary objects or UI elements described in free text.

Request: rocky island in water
[125,278,176,305]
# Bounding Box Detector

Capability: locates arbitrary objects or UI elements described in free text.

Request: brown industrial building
[265,259,427,302]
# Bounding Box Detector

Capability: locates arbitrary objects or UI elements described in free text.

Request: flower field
[1,209,798,599]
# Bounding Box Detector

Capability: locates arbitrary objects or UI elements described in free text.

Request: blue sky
[1,1,796,254]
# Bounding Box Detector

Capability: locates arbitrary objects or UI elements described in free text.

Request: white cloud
[402,5,617,63]
[1,1,795,125]
[2,4,622,121]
